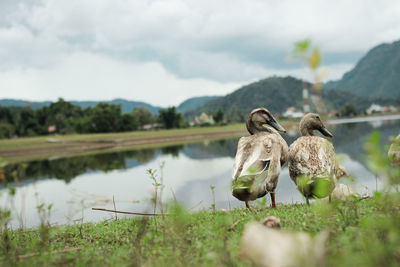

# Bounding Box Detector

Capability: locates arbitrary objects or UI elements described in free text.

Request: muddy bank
[0,129,248,164]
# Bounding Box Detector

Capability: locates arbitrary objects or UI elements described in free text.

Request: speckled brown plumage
[288,136,338,181]
[288,113,343,201]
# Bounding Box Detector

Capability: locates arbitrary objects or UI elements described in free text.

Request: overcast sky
[0,0,399,107]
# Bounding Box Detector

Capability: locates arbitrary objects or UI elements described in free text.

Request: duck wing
[232,135,276,200]
[289,136,336,179]
[232,135,273,180]
[289,136,338,198]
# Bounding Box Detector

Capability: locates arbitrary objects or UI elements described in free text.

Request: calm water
[2,118,399,228]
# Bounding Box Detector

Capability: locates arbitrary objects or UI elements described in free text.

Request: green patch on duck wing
[242,159,271,176]
[231,159,271,192]
[296,175,335,199]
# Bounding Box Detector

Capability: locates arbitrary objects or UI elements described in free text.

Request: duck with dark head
[288,113,347,205]
[231,108,288,209]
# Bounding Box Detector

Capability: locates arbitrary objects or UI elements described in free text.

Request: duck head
[299,113,333,137]
[246,108,286,134]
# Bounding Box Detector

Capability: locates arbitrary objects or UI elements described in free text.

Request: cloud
[0,52,245,106]
[0,0,399,104]
[0,51,353,106]
[0,25,66,70]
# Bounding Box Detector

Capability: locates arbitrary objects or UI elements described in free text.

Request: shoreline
[1,113,399,164]
[0,124,249,164]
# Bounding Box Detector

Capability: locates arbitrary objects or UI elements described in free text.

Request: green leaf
[293,39,311,54]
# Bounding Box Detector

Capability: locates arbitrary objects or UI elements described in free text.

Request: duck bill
[319,126,333,137]
[268,119,286,133]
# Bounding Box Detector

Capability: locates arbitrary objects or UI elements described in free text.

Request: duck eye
[316,116,320,119]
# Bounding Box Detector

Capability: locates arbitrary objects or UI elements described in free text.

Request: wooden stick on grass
[112,195,118,220]
[92,208,167,216]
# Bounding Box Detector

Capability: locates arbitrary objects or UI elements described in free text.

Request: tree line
[0,98,187,139]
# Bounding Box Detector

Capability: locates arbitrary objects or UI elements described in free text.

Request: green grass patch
[0,124,246,150]
[1,196,399,266]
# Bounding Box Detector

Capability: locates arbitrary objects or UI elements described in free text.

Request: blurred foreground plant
[365,131,400,187]
[314,131,400,266]
[291,39,328,115]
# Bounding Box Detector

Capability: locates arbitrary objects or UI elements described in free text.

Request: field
[0,124,252,164]
[2,114,398,164]
[1,196,399,266]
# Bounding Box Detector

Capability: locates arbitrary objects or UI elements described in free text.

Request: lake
[2,116,399,228]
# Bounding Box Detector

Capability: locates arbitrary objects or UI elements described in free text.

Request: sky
[0,0,399,107]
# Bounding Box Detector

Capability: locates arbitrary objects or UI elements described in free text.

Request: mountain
[70,99,161,114]
[326,40,400,98]
[177,96,219,113]
[0,99,52,109]
[0,98,161,114]
[185,76,303,118]
[185,76,397,118]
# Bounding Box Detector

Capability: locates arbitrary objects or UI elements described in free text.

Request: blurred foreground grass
[0,196,399,266]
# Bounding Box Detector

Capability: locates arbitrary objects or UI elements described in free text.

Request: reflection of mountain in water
[182,139,239,159]
[331,120,399,163]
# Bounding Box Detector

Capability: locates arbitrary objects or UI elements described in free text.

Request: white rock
[241,222,327,267]
[323,183,357,201]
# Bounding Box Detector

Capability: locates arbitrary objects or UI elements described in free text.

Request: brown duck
[288,113,346,205]
[231,108,288,209]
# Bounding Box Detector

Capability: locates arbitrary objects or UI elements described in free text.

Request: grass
[0,123,250,164]
[0,124,247,150]
[0,196,399,266]
[0,121,301,164]
[0,134,239,165]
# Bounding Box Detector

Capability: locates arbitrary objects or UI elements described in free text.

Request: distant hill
[0,98,161,114]
[321,89,396,112]
[185,76,303,118]
[177,96,219,113]
[70,99,161,114]
[326,40,400,98]
[0,99,52,109]
[185,76,397,118]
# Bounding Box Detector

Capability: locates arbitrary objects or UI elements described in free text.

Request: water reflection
[4,147,163,183]
[1,119,399,228]
[6,120,396,184]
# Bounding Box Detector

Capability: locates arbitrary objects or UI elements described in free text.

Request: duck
[231,108,288,209]
[288,113,344,205]
[388,134,400,166]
